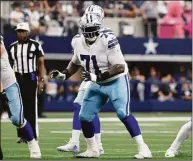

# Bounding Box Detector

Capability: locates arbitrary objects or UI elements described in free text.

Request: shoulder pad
[107,35,119,49]
[71,34,81,48]
[73,34,81,39]
[99,28,118,50]
[99,27,114,38]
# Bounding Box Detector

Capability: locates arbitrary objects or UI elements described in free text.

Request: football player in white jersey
[165,120,192,157]
[0,36,41,158]
[56,5,104,154]
[50,12,152,159]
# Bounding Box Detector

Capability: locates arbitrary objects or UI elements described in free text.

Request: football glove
[50,70,66,81]
[82,71,97,82]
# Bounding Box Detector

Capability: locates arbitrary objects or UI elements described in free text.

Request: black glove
[82,71,97,82]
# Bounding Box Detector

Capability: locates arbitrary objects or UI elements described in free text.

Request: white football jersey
[71,27,128,83]
[0,38,16,89]
[78,81,91,91]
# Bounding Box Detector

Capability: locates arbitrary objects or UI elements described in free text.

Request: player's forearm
[0,44,4,56]
[64,61,81,79]
[97,64,125,81]
[37,56,45,79]
[0,83,3,93]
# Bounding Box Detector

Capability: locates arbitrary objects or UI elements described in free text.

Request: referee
[8,22,45,142]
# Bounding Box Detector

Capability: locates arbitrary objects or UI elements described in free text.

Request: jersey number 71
[80,54,101,75]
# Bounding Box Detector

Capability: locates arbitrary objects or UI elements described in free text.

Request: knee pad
[11,115,22,127]
[79,112,94,122]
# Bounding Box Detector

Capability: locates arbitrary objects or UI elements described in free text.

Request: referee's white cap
[16,22,30,32]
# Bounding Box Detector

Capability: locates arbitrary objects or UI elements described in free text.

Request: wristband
[39,77,44,82]
[62,69,70,80]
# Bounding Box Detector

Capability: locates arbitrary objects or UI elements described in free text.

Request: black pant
[0,115,2,159]
[144,18,157,37]
[15,72,38,139]
[0,109,3,160]
[0,145,3,160]
[38,92,44,117]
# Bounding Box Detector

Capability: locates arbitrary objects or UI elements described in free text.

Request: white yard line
[4,155,73,158]
[4,141,191,145]
[103,123,165,126]
[50,130,178,134]
[1,134,179,139]
[1,117,190,123]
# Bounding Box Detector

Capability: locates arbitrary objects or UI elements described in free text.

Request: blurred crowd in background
[1,0,192,38]
[44,64,192,103]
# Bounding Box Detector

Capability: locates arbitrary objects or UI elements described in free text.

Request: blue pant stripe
[126,75,130,104]
[127,75,131,113]
[124,75,130,115]
[15,83,24,125]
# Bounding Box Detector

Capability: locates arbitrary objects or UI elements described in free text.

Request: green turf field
[1,112,192,160]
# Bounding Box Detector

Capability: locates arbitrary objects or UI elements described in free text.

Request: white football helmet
[79,13,102,42]
[84,5,104,22]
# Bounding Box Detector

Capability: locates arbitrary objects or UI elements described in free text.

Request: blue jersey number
[80,55,101,75]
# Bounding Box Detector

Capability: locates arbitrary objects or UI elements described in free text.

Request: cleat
[57,138,79,152]
[28,140,41,159]
[99,143,104,155]
[134,144,152,159]
[76,137,100,158]
[99,147,104,155]
[165,148,178,158]
[75,149,100,158]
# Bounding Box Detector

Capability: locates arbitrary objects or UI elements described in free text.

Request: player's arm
[0,37,5,57]
[83,63,125,82]
[50,51,81,81]
[50,36,81,80]
[0,43,4,57]
[98,64,125,80]
[36,43,45,80]
[100,35,128,79]
[63,60,81,80]
[98,46,126,81]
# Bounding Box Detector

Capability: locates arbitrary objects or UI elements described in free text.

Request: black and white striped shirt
[8,38,44,74]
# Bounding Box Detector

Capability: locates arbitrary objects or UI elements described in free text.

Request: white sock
[133,135,145,146]
[71,130,81,143]
[95,133,101,147]
[28,138,36,145]
[85,136,97,149]
[170,121,192,150]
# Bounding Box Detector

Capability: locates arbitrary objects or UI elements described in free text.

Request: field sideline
[1,112,192,160]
